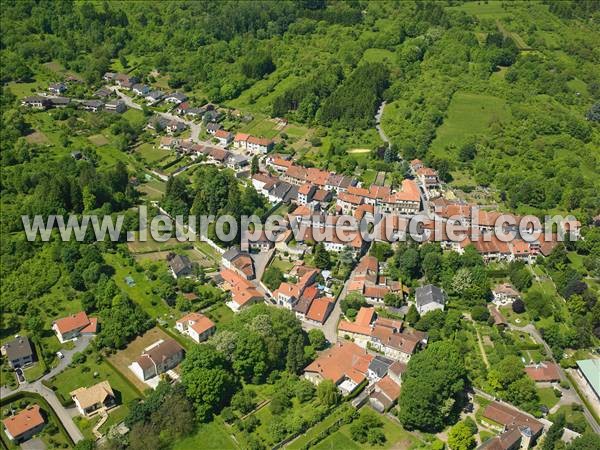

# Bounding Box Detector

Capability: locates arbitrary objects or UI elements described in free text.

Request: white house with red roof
[175,312,216,343]
[3,405,45,443]
[52,311,98,343]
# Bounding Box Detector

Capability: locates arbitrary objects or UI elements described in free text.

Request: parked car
[15,368,24,383]
[56,351,64,359]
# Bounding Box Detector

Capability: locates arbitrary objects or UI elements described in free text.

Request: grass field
[269,256,294,273]
[205,303,235,327]
[430,91,511,159]
[173,417,238,450]
[137,142,170,164]
[361,48,395,64]
[537,387,560,410]
[104,252,172,318]
[107,327,174,393]
[89,134,110,146]
[312,409,419,450]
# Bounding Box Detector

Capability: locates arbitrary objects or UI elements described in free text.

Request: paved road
[319,246,372,344]
[1,336,92,444]
[375,101,389,147]
[507,323,600,433]
[109,87,202,142]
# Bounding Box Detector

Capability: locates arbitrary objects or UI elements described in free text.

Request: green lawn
[104,252,172,318]
[49,356,142,436]
[173,418,238,450]
[205,303,235,327]
[23,362,46,382]
[361,48,396,64]
[287,407,343,450]
[537,387,560,410]
[430,91,511,160]
[137,142,170,164]
[238,116,280,139]
[270,256,294,273]
[312,409,419,450]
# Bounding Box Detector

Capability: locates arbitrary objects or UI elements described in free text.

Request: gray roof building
[167,254,192,278]
[2,336,34,368]
[369,355,394,379]
[415,284,446,314]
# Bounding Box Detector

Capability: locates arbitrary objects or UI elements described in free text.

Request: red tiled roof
[338,307,375,336]
[3,405,44,439]
[298,183,314,195]
[306,297,334,323]
[304,341,373,385]
[53,311,92,335]
[376,375,401,402]
[248,136,273,146]
[524,362,561,382]
[177,312,215,335]
[234,132,250,142]
[214,129,231,139]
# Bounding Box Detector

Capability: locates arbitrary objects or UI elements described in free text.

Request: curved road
[0,336,92,444]
[109,87,202,142]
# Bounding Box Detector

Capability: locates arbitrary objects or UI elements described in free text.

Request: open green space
[429,91,511,160]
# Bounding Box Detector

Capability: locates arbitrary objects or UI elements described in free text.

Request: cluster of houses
[159,137,251,171]
[103,72,187,106]
[409,159,441,199]
[21,95,126,113]
[303,340,407,411]
[347,255,406,305]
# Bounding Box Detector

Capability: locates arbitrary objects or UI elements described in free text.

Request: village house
[489,306,508,329]
[226,153,249,171]
[243,230,274,252]
[347,255,404,306]
[367,355,394,382]
[103,72,117,82]
[575,359,600,402]
[325,173,357,192]
[416,167,440,188]
[272,268,319,310]
[267,155,293,174]
[247,136,274,154]
[214,129,233,146]
[220,268,263,312]
[267,181,297,203]
[415,284,446,315]
[175,312,216,343]
[251,173,278,195]
[48,82,67,95]
[480,401,544,449]
[166,120,186,135]
[305,297,335,325]
[524,362,561,383]
[493,283,521,306]
[336,192,363,215]
[3,405,45,444]
[95,87,112,98]
[167,253,193,278]
[132,83,150,96]
[49,97,71,108]
[206,122,222,135]
[297,184,317,205]
[221,247,255,279]
[145,90,164,104]
[338,307,426,362]
[369,375,401,413]
[130,339,185,381]
[410,159,424,172]
[105,99,126,113]
[1,336,34,369]
[159,136,180,150]
[52,311,98,343]
[378,179,421,215]
[115,74,138,89]
[311,188,333,207]
[70,380,115,417]
[387,360,407,386]
[164,92,188,104]
[81,99,104,112]
[21,96,51,109]
[303,341,373,396]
